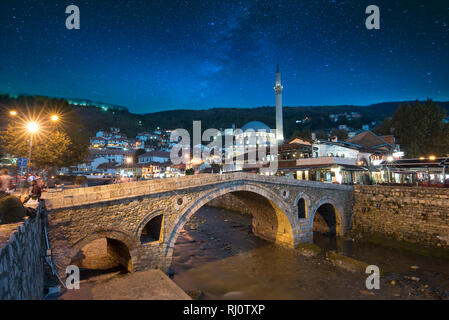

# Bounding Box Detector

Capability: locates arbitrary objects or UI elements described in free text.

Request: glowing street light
[9,110,17,116]
[50,114,59,122]
[26,121,40,133]
[125,157,133,181]
[429,155,436,161]
[26,121,40,172]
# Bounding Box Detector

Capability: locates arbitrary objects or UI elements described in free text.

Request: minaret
[274,64,284,143]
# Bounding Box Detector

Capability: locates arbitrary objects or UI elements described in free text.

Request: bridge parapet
[43,173,352,210]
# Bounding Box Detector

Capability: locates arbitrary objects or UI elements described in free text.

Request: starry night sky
[1,0,448,113]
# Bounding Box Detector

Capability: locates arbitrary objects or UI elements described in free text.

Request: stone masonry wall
[352,185,449,248]
[207,193,253,215]
[0,214,44,299]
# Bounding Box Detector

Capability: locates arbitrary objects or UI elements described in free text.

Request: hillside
[1,94,448,140]
[73,100,449,139]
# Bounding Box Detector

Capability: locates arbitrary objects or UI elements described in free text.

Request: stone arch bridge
[44,173,353,273]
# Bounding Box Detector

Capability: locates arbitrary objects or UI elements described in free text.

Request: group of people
[0,168,41,225]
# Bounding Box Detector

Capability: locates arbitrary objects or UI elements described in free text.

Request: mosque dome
[241,121,272,132]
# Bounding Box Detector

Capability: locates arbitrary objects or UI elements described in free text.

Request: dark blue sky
[1,0,448,113]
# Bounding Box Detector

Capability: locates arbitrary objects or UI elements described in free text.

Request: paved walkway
[58,269,191,300]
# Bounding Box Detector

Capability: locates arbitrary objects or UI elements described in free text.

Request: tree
[331,128,349,141]
[315,130,329,140]
[376,100,449,157]
[134,148,146,163]
[290,129,312,140]
[0,96,90,169]
[1,125,71,170]
[290,129,329,141]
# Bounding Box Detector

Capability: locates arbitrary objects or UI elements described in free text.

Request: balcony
[296,156,358,167]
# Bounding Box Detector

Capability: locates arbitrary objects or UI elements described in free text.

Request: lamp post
[26,121,39,174]
[386,156,394,184]
[126,157,133,181]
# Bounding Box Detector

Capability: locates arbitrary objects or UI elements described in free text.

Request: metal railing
[38,200,66,292]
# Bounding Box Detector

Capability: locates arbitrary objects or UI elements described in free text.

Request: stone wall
[207,193,254,215]
[0,214,44,299]
[352,185,449,248]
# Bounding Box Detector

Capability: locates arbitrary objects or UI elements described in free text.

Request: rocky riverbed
[170,206,449,300]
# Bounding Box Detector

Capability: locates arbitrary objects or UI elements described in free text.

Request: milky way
[0,0,448,113]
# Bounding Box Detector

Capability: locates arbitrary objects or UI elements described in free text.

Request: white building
[138,150,171,164]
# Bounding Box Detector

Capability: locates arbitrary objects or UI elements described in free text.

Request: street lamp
[9,110,17,116]
[385,156,394,184]
[26,121,39,134]
[50,114,59,122]
[26,121,40,173]
[126,157,133,180]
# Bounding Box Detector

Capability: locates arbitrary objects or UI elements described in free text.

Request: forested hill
[1,94,448,140]
[74,101,448,139]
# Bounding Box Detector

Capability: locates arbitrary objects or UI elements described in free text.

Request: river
[169,206,449,300]
[55,205,449,300]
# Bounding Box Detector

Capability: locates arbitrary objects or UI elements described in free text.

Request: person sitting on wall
[22,180,42,204]
[0,168,12,193]
[0,192,36,225]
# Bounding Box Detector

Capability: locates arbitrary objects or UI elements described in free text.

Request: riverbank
[346,231,449,260]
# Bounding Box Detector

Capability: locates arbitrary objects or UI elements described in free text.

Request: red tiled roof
[345,131,394,149]
[380,135,395,146]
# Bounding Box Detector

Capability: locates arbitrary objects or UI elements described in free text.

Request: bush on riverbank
[326,251,380,274]
[296,243,322,257]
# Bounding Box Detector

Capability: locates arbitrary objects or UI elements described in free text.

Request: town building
[276,130,401,184]
[379,157,449,185]
[138,150,171,164]
[119,161,183,179]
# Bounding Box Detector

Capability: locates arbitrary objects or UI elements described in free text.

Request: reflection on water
[170,206,449,300]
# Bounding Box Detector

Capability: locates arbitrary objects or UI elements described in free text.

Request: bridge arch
[163,183,296,269]
[309,197,344,237]
[294,192,311,220]
[136,210,165,244]
[69,229,135,273]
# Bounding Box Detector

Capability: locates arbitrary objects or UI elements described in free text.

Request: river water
[169,206,449,300]
[55,205,449,300]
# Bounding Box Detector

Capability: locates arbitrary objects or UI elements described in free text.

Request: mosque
[234,64,284,148]
[218,65,284,171]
